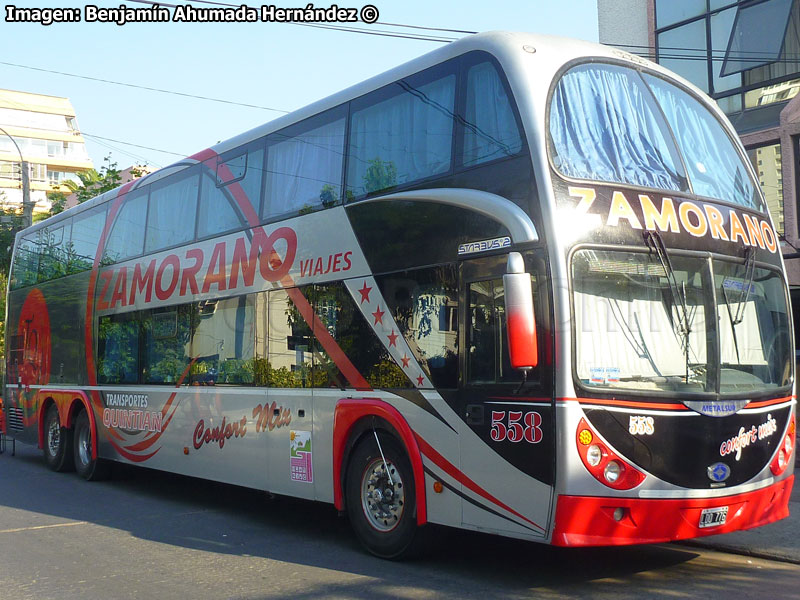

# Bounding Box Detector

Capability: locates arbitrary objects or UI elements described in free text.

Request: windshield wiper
[733,247,755,326]
[643,230,692,381]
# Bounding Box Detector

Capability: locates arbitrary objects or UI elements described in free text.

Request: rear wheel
[43,405,74,472]
[73,410,110,481]
[345,432,418,559]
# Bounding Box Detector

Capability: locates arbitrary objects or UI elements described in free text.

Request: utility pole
[0,126,33,228]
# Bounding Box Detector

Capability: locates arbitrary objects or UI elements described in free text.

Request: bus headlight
[604,461,622,483]
[587,444,602,467]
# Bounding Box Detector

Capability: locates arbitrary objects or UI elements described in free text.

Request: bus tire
[43,404,74,472]
[73,410,110,481]
[345,431,418,559]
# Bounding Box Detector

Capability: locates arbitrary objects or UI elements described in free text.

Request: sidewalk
[681,456,799,564]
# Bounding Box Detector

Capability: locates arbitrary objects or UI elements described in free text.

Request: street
[0,443,797,600]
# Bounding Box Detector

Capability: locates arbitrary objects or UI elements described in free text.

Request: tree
[49,154,145,216]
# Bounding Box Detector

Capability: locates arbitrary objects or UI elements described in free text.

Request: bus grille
[6,408,24,432]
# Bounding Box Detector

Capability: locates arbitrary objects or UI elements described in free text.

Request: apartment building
[0,88,94,214]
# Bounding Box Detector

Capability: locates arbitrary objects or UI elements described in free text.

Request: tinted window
[263,109,346,220]
[105,189,147,262]
[69,205,108,273]
[198,145,263,238]
[376,265,458,388]
[308,282,409,389]
[37,221,71,282]
[11,232,40,289]
[146,170,199,252]
[347,67,456,198]
[142,305,193,384]
[190,296,255,385]
[260,288,313,387]
[98,312,139,384]
[467,278,528,384]
[463,61,523,167]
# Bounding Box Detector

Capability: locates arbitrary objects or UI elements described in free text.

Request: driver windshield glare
[572,250,791,396]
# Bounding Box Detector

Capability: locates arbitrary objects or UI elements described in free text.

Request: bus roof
[24,30,707,235]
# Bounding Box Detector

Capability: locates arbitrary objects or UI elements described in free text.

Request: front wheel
[43,405,74,472]
[345,432,419,559]
[73,410,110,481]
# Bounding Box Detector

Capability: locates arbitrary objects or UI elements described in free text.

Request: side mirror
[503,252,538,370]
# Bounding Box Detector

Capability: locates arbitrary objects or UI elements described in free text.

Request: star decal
[416,375,425,386]
[401,354,410,368]
[387,329,398,347]
[372,306,385,326]
[358,281,372,304]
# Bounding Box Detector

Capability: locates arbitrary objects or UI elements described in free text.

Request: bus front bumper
[551,475,794,547]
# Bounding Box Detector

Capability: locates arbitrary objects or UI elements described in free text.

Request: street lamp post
[0,126,32,227]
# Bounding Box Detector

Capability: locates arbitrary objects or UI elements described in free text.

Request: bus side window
[307,282,409,389]
[69,205,108,273]
[105,189,148,263]
[262,108,346,222]
[197,145,264,239]
[11,232,41,289]
[375,265,459,389]
[260,288,313,388]
[37,221,71,283]
[145,168,200,253]
[98,312,140,384]
[462,60,524,167]
[467,276,538,385]
[189,295,255,385]
[141,305,193,384]
[346,66,456,198]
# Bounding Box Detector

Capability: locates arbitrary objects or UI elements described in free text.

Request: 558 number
[490,411,543,444]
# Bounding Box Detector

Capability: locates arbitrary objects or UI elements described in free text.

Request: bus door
[262,287,315,500]
[458,251,554,537]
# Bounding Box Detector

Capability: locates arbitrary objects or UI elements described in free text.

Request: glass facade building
[600,0,800,332]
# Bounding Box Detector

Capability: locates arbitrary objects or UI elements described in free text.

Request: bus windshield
[549,63,761,211]
[572,249,791,396]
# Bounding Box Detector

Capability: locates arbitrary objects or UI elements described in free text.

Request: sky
[0,0,599,171]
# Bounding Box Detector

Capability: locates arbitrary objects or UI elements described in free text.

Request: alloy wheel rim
[360,457,405,532]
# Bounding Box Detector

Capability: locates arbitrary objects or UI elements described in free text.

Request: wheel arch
[333,398,427,526]
[36,389,98,460]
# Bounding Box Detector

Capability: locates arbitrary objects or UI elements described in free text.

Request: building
[0,88,94,215]
[598,0,800,326]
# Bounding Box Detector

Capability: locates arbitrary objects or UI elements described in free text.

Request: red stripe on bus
[745,396,794,409]
[559,397,690,411]
[414,433,545,533]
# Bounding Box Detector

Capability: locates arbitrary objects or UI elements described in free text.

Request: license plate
[699,506,729,528]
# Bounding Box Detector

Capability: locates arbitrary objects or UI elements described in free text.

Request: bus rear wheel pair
[42,405,109,480]
[345,431,421,559]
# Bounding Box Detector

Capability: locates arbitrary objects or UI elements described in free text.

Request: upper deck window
[347,66,456,198]
[549,63,761,211]
[262,108,346,220]
[463,60,523,167]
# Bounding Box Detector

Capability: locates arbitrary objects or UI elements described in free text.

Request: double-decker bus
[3,31,795,558]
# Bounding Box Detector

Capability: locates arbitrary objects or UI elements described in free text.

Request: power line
[125,0,462,42]
[0,60,291,113]
[81,133,186,157]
